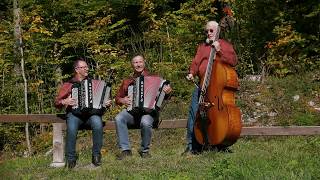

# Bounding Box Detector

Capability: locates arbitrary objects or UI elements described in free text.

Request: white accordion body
[71,78,111,116]
[127,75,169,112]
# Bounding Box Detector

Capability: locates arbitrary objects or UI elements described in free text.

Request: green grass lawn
[1,129,320,179]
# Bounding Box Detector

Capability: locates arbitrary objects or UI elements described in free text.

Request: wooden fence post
[50,123,65,167]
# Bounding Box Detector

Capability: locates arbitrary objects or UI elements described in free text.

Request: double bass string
[198,26,220,104]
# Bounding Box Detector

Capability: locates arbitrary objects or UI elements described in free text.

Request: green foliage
[233,0,320,77]
[264,0,320,77]
[0,124,26,157]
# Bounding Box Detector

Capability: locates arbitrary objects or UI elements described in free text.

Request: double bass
[193,27,242,151]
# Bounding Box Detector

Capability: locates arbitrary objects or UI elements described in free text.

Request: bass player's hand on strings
[212,41,221,52]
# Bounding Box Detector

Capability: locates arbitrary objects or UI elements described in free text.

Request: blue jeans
[115,109,154,153]
[186,87,200,150]
[65,112,103,161]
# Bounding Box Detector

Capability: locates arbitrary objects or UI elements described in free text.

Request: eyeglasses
[76,66,88,69]
[205,29,215,34]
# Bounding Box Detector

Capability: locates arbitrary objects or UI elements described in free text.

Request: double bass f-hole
[217,96,222,111]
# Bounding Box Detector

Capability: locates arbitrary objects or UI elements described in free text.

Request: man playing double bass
[182,21,238,155]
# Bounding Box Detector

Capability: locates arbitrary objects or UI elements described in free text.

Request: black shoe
[66,160,76,169]
[117,150,132,160]
[92,155,102,166]
[138,151,151,158]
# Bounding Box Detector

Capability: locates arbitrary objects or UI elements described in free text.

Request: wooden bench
[1,114,320,167]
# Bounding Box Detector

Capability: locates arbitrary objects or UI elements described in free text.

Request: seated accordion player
[127,75,170,113]
[71,78,111,116]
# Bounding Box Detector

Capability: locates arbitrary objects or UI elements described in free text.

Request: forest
[0,0,319,159]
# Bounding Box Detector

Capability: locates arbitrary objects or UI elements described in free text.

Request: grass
[1,129,320,179]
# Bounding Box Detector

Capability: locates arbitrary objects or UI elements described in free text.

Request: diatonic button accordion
[127,75,169,113]
[71,78,111,116]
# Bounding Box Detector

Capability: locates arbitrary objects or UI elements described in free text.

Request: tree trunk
[13,0,32,156]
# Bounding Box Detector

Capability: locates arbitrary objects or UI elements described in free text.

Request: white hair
[205,21,219,29]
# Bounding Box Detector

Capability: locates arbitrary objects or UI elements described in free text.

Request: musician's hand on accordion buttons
[105,99,112,107]
[163,85,172,94]
[62,95,76,106]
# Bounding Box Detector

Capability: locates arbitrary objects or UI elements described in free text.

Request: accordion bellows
[71,79,111,116]
[127,75,169,113]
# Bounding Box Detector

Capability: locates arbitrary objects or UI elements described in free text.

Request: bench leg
[50,123,65,167]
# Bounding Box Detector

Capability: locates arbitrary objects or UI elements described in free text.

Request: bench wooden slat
[158,119,188,129]
[0,114,65,123]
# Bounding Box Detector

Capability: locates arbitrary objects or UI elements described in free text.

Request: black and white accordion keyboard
[127,75,169,113]
[71,78,111,116]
